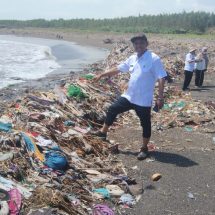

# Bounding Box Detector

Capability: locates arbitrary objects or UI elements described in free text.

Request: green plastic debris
[184,126,193,132]
[81,74,94,80]
[163,104,171,110]
[93,188,110,199]
[67,85,87,99]
[176,101,186,108]
[163,101,186,111]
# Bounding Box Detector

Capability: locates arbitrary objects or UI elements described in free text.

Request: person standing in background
[182,48,196,91]
[194,51,205,88]
[200,47,209,87]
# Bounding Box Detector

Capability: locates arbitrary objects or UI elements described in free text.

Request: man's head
[189,47,197,54]
[131,34,148,55]
[202,47,208,54]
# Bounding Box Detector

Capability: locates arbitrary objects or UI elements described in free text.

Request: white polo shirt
[117,50,167,107]
[195,58,206,70]
[184,53,195,72]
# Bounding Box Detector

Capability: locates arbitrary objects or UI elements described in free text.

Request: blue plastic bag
[21,133,35,152]
[44,149,68,170]
[0,122,12,132]
[93,188,110,199]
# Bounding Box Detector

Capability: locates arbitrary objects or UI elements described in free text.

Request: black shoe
[91,131,107,141]
[137,147,149,160]
[182,88,190,91]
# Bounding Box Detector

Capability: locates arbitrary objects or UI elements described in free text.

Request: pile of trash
[152,86,215,131]
[104,42,215,131]
[163,57,184,78]
[104,41,133,70]
[0,69,140,214]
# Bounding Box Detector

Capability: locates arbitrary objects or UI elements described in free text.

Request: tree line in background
[0,11,215,34]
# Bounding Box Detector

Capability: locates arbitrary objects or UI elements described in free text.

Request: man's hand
[157,78,165,109]
[156,98,164,109]
[92,68,120,83]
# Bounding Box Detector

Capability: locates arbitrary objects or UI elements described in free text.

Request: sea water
[0,39,61,89]
[0,35,108,89]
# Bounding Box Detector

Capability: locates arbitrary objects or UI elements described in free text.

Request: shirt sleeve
[186,53,195,62]
[186,53,191,62]
[152,58,167,80]
[117,57,130,73]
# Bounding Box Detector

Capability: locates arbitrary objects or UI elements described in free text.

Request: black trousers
[105,97,151,138]
[195,69,205,87]
[183,70,193,90]
[200,70,206,86]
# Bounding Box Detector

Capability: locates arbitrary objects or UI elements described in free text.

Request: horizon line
[0,10,214,21]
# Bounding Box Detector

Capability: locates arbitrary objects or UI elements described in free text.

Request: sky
[0,0,214,20]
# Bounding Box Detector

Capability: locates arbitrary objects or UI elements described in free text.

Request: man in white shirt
[182,48,196,91]
[93,34,167,160]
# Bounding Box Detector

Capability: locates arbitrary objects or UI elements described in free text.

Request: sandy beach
[0,27,215,215]
[0,27,121,49]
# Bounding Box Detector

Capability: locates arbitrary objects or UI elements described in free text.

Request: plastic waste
[44,149,68,171]
[187,192,195,199]
[81,73,94,80]
[0,122,12,132]
[163,101,186,111]
[54,85,68,105]
[67,194,81,206]
[184,127,193,132]
[67,84,87,99]
[93,188,110,199]
[35,135,56,147]
[106,185,124,197]
[0,201,9,215]
[64,120,75,126]
[93,204,115,215]
[119,194,135,206]
[8,188,22,215]
[21,133,44,161]
[0,152,14,162]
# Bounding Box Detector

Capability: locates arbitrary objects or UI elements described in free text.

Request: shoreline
[0,33,109,109]
[0,27,215,109]
[0,27,119,50]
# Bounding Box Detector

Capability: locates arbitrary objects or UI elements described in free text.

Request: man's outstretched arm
[93,67,120,82]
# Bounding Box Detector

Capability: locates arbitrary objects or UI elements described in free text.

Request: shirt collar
[135,50,149,61]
